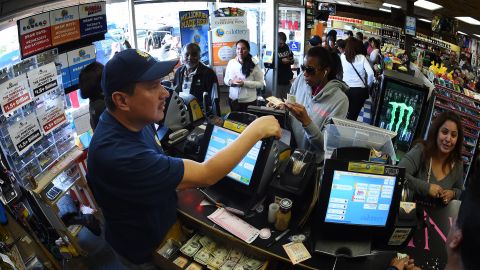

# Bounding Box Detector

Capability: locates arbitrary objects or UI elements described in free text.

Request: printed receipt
[282,242,312,265]
[207,208,259,243]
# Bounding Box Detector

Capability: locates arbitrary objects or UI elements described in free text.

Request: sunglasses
[301,65,316,75]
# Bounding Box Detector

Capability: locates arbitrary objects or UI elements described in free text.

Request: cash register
[198,114,279,214]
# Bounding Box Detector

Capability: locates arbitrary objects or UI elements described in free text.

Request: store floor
[63,225,127,270]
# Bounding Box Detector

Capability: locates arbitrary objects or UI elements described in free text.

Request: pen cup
[268,203,279,223]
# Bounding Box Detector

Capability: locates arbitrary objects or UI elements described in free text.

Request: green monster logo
[387,102,414,137]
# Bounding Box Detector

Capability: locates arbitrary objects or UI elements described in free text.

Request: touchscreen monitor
[204,125,261,186]
[325,170,396,227]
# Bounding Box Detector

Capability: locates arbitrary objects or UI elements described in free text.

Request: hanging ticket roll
[8,113,43,156]
[27,62,59,98]
[36,97,67,135]
[0,74,33,117]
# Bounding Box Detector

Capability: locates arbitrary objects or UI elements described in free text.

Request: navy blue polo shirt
[87,111,184,264]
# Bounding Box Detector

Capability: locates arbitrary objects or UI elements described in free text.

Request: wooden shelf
[67,225,83,238]
[33,147,83,194]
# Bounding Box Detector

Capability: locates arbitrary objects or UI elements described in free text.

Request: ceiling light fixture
[457,31,467,35]
[419,18,432,23]
[337,1,352,5]
[474,34,480,38]
[379,8,391,12]
[383,3,402,9]
[414,0,443,11]
[455,17,480,25]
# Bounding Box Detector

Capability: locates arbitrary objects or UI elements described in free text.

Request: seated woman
[398,111,464,204]
[224,39,264,112]
[271,46,349,162]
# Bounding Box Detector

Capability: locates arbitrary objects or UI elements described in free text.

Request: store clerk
[87,49,281,269]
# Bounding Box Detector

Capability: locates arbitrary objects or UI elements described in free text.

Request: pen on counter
[266,228,290,248]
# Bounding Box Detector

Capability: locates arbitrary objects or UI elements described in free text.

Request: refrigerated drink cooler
[372,70,429,159]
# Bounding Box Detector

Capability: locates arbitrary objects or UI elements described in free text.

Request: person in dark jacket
[276,32,294,98]
[79,62,106,131]
[173,43,218,108]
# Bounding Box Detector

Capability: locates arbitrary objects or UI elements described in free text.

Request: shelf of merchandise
[423,84,480,184]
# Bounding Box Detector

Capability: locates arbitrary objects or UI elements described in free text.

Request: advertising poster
[211,25,249,66]
[179,10,210,64]
[67,45,96,86]
[8,113,43,156]
[57,53,72,88]
[405,16,416,36]
[79,2,107,37]
[18,13,52,58]
[36,97,67,135]
[0,74,32,117]
[50,6,81,46]
[27,62,59,98]
[211,16,247,29]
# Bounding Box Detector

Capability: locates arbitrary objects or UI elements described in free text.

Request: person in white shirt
[224,39,264,112]
[369,38,381,67]
[341,38,374,121]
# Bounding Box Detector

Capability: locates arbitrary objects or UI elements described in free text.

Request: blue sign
[179,10,210,65]
[289,41,300,52]
[79,3,107,37]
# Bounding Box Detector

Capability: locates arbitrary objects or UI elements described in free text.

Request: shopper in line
[276,32,294,99]
[224,39,264,112]
[87,49,281,268]
[308,35,321,47]
[79,62,106,131]
[398,111,464,204]
[345,30,354,39]
[341,38,374,121]
[355,32,368,55]
[324,30,337,53]
[269,46,349,162]
[369,38,382,70]
[173,43,218,109]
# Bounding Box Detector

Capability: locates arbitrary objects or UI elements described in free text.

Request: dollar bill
[219,260,237,270]
[212,247,228,260]
[180,240,201,257]
[194,247,213,265]
[199,235,213,247]
[228,249,243,263]
[245,258,263,270]
[208,256,225,269]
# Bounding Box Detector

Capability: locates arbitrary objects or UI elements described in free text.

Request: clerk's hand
[390,257,409,270]
[441,189,455,204]
[266,101,286,110]
[232,79,244,86]
[285,102,311,127]
[428,184,444,199]
[248,116,282,139]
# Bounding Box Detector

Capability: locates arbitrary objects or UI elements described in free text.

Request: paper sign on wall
[0,74,33,117]
[79,2,107,37]
[37,97,67,135]
[50,6,81,46]
[8,113,43,156]
[211,25,249,66]
[57,53,72,88]
[27,62,59,98]
[18,13,52,57]
[67,45,96,86]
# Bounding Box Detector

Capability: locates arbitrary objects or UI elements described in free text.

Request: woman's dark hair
[79,62,104,100]
[344,37,364,63]
[420,111,464,171]
[306,46,339,81]
[278,32,287,42]
[371,38,380,49]
[236,39,255,78]
[336,39,346,50]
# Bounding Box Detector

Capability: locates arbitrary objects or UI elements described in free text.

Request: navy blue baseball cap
[101,49,177,96]
[308,35,321,46]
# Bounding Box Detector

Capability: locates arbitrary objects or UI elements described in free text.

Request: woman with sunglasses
[270,46,349,162]
[341,38,374,121]
[224,39,265,112]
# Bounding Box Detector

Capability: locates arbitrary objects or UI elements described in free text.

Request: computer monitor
[199,122,277,211]
[314,159,405,257]
[204,125,262,186]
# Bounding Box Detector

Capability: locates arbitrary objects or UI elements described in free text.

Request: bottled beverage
[275,198,292,231]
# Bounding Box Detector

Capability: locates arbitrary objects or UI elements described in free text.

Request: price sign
[0,74,33,117]
[27,62,58,97]
[8,113,43,155]
[36,97,67,135]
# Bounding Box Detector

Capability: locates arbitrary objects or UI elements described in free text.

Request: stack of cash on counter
[177,233,266,270]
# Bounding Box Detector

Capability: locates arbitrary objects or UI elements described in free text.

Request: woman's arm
[363,55,375,85]
[243,64,265,89]
[223,60,233,86]
[398,145,431,197]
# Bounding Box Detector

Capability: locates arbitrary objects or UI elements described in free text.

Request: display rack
[423,84,480,183]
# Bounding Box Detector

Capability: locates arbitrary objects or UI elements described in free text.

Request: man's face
[182,46,200,70]
[127,79,170,123]
[279,38,286,48]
